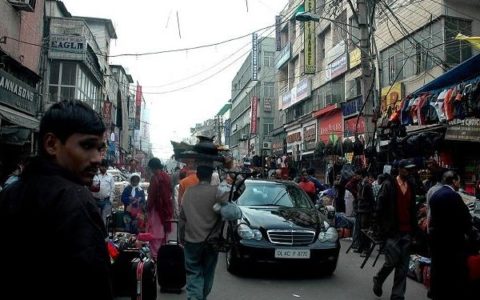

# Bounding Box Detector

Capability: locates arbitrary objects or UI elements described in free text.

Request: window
[263,82,274,98]
[349,16,360,49]
[263,123,274,135]
[48,61,100,107]
[445,17,472,64]
[264,51,274,67]
[332,10,347,45]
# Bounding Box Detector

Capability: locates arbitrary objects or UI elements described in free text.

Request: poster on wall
[380,82,403,116]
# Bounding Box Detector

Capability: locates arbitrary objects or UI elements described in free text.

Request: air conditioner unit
[262,142,272,149]
[240,134,248,141]
[8,0,36,12]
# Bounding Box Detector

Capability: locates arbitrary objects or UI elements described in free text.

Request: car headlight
[318,227,338,243]
[237,224,262,240]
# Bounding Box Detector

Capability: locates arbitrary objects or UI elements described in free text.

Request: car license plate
[275,249,310,259]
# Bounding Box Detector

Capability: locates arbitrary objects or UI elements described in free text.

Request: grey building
[229,36,276,166]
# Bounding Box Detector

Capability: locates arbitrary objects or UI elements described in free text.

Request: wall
[0,0,44,74]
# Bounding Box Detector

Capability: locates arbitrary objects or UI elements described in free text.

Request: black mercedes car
[225,179,340,274]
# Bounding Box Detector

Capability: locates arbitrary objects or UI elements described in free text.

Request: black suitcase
[157,220,186,293]
[131,258,157,300]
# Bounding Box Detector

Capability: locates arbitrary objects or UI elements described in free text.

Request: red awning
[312,103,340,118]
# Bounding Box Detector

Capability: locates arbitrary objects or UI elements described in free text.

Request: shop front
[0,68,39,182]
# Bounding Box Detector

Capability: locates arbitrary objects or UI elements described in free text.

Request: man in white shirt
[91,159,115,225]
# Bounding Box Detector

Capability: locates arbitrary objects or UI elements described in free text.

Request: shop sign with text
[276,44,291,69]
[303,124,317,151]
[344,116,366,137]
[318,109,343,143]
[326,54,347,81]
[0,69,36,115]
[445,118,480,143]
[250,96,258,134]
[304,0,316,74]
[349,47,361,68]
[287,131,302,144]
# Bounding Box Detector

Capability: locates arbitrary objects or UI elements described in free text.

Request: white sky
[61,0,287,160]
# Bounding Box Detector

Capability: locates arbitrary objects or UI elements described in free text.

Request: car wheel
[322,260,338,276]
[226,246,241,274]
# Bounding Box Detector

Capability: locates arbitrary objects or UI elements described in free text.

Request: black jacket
[376,174,417,239]
[0,157,113,300]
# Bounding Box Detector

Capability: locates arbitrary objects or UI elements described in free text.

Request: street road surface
[154,240,429,300]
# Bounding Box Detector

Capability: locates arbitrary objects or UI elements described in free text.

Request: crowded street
[1,1,480,300]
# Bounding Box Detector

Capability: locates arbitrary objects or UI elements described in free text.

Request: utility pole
[357,0,375,145]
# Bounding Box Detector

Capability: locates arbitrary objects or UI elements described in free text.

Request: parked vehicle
[225,179,340,275]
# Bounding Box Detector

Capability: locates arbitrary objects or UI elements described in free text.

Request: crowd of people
[0,99,477,300]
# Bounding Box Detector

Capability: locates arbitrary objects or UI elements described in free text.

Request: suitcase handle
[164,219,180,245]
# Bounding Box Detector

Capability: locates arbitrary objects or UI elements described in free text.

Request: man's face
[399,167,409,178]
[99,165,107,174]
[46,133,105,185]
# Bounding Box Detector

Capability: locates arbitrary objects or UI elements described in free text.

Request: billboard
[304,0,316,74]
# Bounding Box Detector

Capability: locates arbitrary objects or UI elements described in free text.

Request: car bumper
[234,239,340,266]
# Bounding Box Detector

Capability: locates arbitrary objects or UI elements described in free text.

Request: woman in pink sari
[147,158,173,260]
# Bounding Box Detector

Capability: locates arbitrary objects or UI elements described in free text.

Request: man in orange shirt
[178,159,199,207]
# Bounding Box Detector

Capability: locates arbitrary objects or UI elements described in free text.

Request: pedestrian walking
[147,157,173,260]
[179,165,228,300]
[428,170,473,300]
[373,159,417,300]
[0,100,113,299]
[91,159,115,225]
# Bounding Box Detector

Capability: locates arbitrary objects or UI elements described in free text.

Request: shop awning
[413,54,480,95]
[0,105,39,130]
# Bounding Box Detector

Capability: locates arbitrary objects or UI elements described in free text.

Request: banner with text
[304,0,316,74]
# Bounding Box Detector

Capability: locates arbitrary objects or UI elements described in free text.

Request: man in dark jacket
[0,100,113,299]
[373,159,417,300]
[429,170,473,300]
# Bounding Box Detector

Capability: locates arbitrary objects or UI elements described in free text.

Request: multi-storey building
[0,0,44,178]
[273,0,480,176]
[229,36,276,165]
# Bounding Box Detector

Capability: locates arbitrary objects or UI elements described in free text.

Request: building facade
[0,0,44,181]
[229,36,276,165]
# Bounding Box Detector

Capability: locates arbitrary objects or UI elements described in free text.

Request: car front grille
[266,230,315,245]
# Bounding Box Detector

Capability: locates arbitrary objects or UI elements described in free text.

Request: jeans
[374,234,411,300]
[184,241,219,300]
[96,197,111,226]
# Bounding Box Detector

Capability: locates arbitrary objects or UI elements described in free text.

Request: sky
[61,0,287,160]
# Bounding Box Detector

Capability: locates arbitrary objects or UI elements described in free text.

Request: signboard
[135,84,142,130]
[272,140,284,155]
[128,95,136,130]
[445,118,480,143]
[48,35,86,60]
[326,40,345,64]
[0,69,36,115]
[381,82,403,114]
[224,119,231,145]
[349,47,361,68]
[303,124,317,151]
[280,78,311,110]
[304,0,316,74]
[287,131,302,144]
[275,16,282,51]
[326,54,347,81]
[264,98,272,112]
[252,33,258,81]
[341,96,362,117]
[344,116,366,137]
[102,100,112,127]
[318,109,343,143]
[250,96,258,134]
[276,44,291,69]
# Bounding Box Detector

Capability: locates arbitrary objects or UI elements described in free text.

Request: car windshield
[237,182,313,209]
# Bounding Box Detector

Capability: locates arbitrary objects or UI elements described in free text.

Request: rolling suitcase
[132,258,157,300]
[157,220,186,293]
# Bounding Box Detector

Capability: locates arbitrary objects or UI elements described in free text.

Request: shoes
[373,277,382,297]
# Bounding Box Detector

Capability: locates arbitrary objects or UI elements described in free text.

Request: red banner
[102,100,112,126]
[250,96,258,134]
[135,84,142,106]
